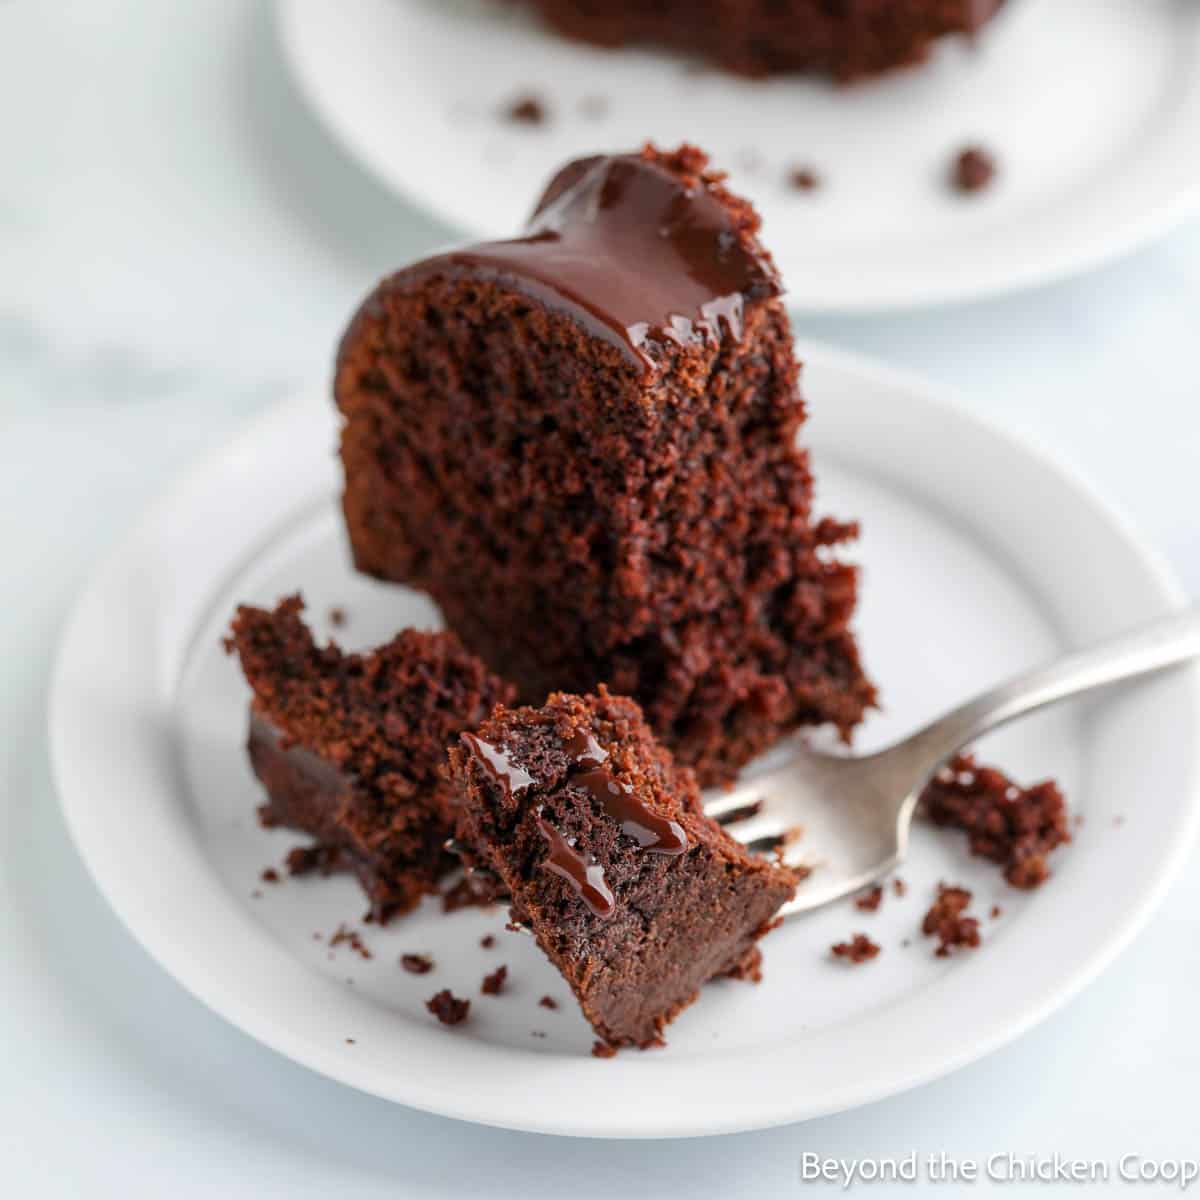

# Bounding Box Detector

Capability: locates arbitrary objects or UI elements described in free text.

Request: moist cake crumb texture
[517,1,1006,80]
[335,143,874,785]
[922,753,1070,888]
[401,953,434,975]
[447,688,798,1048]
[226,595,514,922]
[922,883,981,957]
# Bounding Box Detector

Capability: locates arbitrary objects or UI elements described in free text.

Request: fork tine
[720,812,795,847]
[703,787,767,823]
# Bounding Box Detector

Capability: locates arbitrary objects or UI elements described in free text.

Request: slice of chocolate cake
[226,596,514,921]
[517,1,1006,81]
[446,688,798,1049]
[336,144,874,785]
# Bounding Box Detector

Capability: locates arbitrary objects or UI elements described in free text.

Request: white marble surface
[2,2,1199,1196]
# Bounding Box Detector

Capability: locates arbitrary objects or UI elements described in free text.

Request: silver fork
[706,606,1200,917]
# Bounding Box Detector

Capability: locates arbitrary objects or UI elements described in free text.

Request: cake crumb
[480,934,496,949]
[591,1040,618,1059]
[481,965,508,995]
[328,606,347,628]
[401,953,434,975]
[427,989,470,1026]
[951,145,997,193]
[330,924,372,960]
[504,93,548,125]
[832,933,880,964]
[286,843,343,877]
[922,884,981,957]
[921,753,1070,889]
[854,884,883,912]
[532,1030,547,1038]
[539,995,558,1010]
[990,904,1003,919]
[345,1037,356,1044]
[260,867,280,884]
[787,165,820,192]
[892,877,907,897]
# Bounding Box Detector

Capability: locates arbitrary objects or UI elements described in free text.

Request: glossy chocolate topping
[564,726,688,856]
[462,731,536,800]
[571,767,688,855]
[564,728,608,770]
[536,816,616,917]
[399,153,781,372]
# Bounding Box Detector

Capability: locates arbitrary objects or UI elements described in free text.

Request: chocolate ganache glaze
[460,732,536,800]
[563,727,688,856]
[536,816,617,918]
[463,720,689,918]
[388,152,781,372]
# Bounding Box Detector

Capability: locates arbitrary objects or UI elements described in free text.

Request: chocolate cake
[336,144,874,785]
[516,1,1006,81]
[446,688,798,1049]
[226,596,515,921]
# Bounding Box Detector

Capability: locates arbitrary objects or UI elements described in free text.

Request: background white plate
[278,0,1200,313]
[50,344,1199,1138]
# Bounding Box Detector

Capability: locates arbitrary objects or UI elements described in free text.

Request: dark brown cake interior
[336,144,874,785]
[517,0,1006,81]
[227,596,515,921]
[447,688,798,1048]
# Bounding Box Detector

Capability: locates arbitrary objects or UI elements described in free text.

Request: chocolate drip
[572,768,688,855]
[564,728,608,770]
[536,817,615,917]
[563,725,688,856]
[398,153,780,373]
[462,732,535,799]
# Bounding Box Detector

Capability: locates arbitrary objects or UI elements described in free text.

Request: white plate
[278,0,1200,313]
[50,343,1199,1138]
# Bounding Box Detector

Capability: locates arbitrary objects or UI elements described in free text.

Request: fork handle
[906,604,1200,769]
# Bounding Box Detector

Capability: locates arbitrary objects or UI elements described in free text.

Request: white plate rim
[274,0,1200,315]
[48,341,1200,1138]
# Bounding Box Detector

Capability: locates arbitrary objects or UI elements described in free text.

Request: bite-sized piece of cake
[517,0,1006,81]
[336,144,874,785]
[921,753,1070,889]
[445,688,799,1050]
[226,596,515,921]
